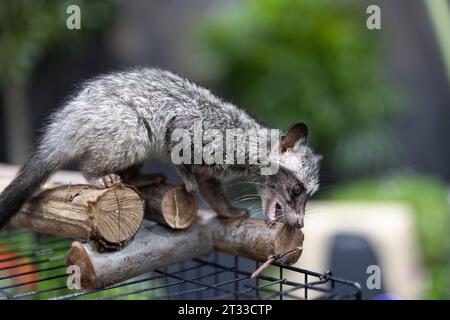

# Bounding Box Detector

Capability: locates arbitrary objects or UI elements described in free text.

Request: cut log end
[273,223,304,265]
[66,241,96,290]
[11,184,144,251]
[208,216,304,266]
[88,185,144,249]
[161,186,197,229]
[142,184,197,230]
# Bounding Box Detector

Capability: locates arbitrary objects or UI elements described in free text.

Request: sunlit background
[0,0,449,299]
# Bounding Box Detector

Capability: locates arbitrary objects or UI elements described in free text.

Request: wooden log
[0,165,196,231]
[66,211,304,289]
[203,211,304,266]
[141,183,197,230]
[66,221,213,290]
[10,184,144,251]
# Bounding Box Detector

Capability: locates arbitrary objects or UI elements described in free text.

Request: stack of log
[0,165,304,290]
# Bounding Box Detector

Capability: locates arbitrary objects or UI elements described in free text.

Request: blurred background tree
[0,0,116,163]
[198,0,397,180]
[0,0,117,297]
[196,0,449,298]
[0,0,448,299]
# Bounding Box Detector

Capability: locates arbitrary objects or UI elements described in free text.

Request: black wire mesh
[0,228,361,300]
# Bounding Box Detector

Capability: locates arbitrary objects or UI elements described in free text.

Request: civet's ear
[281,122,308,152]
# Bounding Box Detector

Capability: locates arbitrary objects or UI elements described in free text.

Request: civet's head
[259,122,321,228]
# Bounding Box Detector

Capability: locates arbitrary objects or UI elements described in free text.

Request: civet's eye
[293,183,303,196]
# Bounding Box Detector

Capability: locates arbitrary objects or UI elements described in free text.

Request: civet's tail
[0,142,70,228]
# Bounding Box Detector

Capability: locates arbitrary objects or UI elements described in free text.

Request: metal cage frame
[0,229,361,300]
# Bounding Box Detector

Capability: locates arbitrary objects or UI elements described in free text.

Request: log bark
[140,183,197,229]
[204,212,304,266]
[0,165,196,231]
[1,164,304,288]
[67,210,304,290]
[9,184,144,251]
[66,221,213,290]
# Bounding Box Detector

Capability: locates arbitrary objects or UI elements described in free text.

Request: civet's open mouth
[265,196,284,224]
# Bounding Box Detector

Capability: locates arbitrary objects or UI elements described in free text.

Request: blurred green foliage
[325,173,450,299]
[0,0,116,86]
[199,0,397,176]
[200,0,449,300]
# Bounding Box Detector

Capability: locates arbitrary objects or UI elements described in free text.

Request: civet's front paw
[91,174,122,189]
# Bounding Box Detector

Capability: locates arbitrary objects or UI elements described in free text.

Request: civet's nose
[296,217,304,229]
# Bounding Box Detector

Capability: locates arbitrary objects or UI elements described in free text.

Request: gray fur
[0,68,320,228]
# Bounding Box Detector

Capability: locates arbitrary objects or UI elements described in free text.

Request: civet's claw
[92,174,122,189]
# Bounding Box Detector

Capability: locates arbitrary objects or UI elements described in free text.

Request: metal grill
[0,228,361,300]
